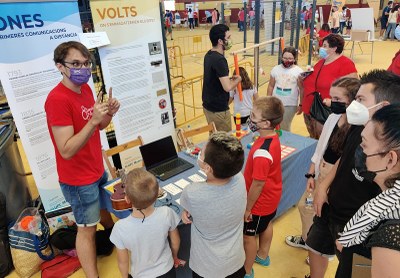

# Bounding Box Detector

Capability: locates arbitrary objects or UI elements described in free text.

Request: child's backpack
[0,192,13,277]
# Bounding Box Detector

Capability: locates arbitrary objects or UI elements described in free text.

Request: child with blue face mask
[242,96,284,278]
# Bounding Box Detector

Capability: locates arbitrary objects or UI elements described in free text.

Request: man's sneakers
[244,268,254,278]
[285,235,308,250]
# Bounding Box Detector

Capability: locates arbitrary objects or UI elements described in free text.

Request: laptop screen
[139,136,178,168]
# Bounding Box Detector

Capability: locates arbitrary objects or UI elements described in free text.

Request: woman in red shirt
[316,23,331,47]
[300,34,358,139]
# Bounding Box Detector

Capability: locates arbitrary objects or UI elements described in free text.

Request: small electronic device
[140,136,194,181]
[300,71,313,79]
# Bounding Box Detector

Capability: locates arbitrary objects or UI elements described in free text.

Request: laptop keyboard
[153,159,186,174]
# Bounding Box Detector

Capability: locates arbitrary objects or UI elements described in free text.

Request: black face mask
[353,145,388,183]
[331,101,347,114]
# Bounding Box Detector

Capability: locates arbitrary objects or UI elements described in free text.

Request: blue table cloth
[100,130,316,277]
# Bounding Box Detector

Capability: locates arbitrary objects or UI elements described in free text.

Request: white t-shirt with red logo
[45,82,104,186]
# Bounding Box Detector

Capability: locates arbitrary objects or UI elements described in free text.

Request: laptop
[139,136,194,181]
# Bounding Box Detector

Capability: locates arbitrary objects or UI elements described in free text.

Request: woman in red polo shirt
[300,34,358,139]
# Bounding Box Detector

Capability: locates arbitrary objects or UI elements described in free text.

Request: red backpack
[41,254,81,278]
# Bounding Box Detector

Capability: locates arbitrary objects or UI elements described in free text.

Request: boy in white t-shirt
[229,67,259,125]
[181,132,247,278]
[110,169,181,278]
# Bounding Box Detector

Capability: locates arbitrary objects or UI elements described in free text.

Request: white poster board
[350,8,375,40]
[90,0,176,171]
[164,1,175,11]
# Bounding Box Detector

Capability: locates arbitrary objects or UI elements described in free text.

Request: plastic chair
[177,122,217,150]
[102,136,144,179]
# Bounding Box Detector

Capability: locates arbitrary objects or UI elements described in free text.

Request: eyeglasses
[63,60,92,69]
[365,150,389,158]
[250,114,267,123]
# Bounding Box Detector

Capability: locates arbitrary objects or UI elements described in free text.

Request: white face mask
[346,100,382,125]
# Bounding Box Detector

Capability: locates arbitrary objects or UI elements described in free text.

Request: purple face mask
[68,68,91,86]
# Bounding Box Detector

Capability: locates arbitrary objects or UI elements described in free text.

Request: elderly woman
[336,104,400,277]
[300,34,358,139]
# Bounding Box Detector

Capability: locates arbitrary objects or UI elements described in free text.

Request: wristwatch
[305,173,315,179]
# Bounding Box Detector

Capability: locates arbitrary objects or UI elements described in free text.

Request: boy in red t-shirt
[243,96,284,278]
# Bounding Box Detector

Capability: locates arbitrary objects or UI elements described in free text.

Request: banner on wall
[90,0,176,170]
[328,0,346,28]
[0,1,108,211]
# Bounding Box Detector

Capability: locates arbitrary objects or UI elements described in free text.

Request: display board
[90,0,176,171]
[0,0,109,211]
[350,8,375,40]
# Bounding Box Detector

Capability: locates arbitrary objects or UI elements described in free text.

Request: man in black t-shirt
[202,24,241,132]
[306,70,400,278]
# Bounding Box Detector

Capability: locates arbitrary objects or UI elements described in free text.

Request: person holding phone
[300,34,358,139]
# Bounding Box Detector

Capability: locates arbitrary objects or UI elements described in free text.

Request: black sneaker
[285,235,308,250]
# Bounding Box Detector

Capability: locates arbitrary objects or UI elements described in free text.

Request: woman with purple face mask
[336,104,400,278]
[267,47,304,132]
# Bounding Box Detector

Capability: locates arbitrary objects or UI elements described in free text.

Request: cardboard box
[351,30,370,41]
[351,253,372,278]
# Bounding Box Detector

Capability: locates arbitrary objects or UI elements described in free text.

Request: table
[100,131,317,277]
[344,37,375,64]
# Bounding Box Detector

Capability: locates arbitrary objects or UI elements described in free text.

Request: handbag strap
[314,60,325,92]
[34,235,54,261]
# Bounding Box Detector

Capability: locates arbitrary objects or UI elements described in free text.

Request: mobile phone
[300,71,313,79]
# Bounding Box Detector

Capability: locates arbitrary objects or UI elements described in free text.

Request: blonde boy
[110,169,180,278]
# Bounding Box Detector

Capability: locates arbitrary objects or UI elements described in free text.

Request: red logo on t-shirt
[81,105,94,121]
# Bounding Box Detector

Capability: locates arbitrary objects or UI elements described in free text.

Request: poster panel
[0,1,108,211]
[350,8,375,40]
[90,0,176,171]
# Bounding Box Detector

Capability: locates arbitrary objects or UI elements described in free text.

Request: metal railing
[231,37,283,89]
[172,33,211,56]
[167,45,184,82]
[172,61,254,127]
[298,34,310,56]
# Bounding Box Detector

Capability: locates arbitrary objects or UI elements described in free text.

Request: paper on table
[188,174,206,183]
[163,183,182,196]
[198,170,206,176]
[174,179,190,189]
[175,199,181,205]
